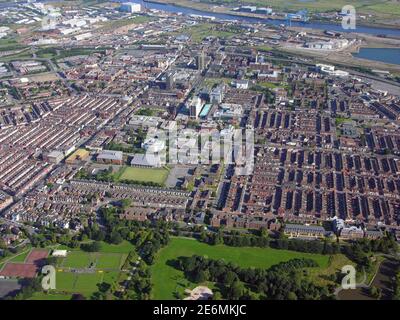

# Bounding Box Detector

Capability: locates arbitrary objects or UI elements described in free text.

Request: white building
[120,2,142,13]
[142,138,165,153]
[232,80,249,89]
[52,250,68,257]
[189,96,203,119]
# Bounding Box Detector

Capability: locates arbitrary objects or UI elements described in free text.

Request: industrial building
[96,150,123,165]
[120,2,142,13]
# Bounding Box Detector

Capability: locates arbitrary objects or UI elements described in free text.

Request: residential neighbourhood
[0,0,400,304]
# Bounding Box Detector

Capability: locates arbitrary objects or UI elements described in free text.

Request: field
[0,38,27,52]
[155,0,400,25]
[162,0,398,14]
[5,247,32,263]
[29,292,73,300]
[174,23,239,43]
[99,15,154,31]
[36,47,109,60]
[32,241,135,299]
[151,237,330,299]
[55,271,105,296]
[117,166,170,185]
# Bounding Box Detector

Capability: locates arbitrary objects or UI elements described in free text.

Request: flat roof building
[97,150,123,165]
[46,150,64,164]
[130,153,162,168]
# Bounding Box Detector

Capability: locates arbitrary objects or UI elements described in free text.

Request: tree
[0,239,6,249]
[369,286,382,299]
[71,293,86,300]
[110,231,123,245]
[213,291,222,300]
[287,292,298,300]
[223,271,238,286]
[227,280,244,300]
[120,199,132,209]
[194,270,209,283]
[93,229,106,242]
[81,241,101,252]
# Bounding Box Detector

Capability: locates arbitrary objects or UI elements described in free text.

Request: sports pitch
[117,166,169,184]
[60,251,125,270]
[36,241,135,299]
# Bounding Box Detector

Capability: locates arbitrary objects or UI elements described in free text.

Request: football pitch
[117,166,169,185]
[33,241,135,299]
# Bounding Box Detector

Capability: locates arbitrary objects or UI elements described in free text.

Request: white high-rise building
[189,96,203,119]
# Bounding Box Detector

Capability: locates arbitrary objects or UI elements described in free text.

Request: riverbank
[145,0,400,32]
[278,33,400,73]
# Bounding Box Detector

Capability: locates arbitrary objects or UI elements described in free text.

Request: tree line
[175,255,331,300]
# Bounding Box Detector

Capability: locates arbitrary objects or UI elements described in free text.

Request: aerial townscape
[0,0,400,303]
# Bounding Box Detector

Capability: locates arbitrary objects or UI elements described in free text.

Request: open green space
[30,240,133,299]
[62,251,93,269]
[58,243,132,270]
[0,50,32,62]
[28,292,72,300]
[0,246,32,265]
[8,248,31,263]
[178,0,395,14]
[95,240,135,254]
[49,270,119,298]
[117,166,169,185]
[100,15,154,31]
[0,38,27,52]
[151,237,330,299]
[176,23,239,43]
[335,116,353,126]
[54,271,104,297]
[96,253,125,269]
[36,47,109,60]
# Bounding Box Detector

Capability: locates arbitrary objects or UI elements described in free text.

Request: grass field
[175,23,239,43]
[117,166,169,185]
[58,240,134,254]
[29,292,72,300]
[96,254,125,269]
[54,271,105,296]
[30,241,136,299]
[151,237,330,299]
[49,269,120,298]
[169,0,396,13]
[96,240,135,254]
[0,246,32,266]
[8,249,31,263]
[59,250,127,270]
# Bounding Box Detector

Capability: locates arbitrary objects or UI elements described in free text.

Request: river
[353,48,400,66]
[139,0,400,37]
[2,0,400,37]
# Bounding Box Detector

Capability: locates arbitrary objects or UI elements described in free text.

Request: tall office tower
[165,72,174,90]
[189,96,203,119]
[196,51,205,71]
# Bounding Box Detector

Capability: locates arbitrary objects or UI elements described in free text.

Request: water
[2,0,400,37]
[353,48,400,65]
[139,0,400,37]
